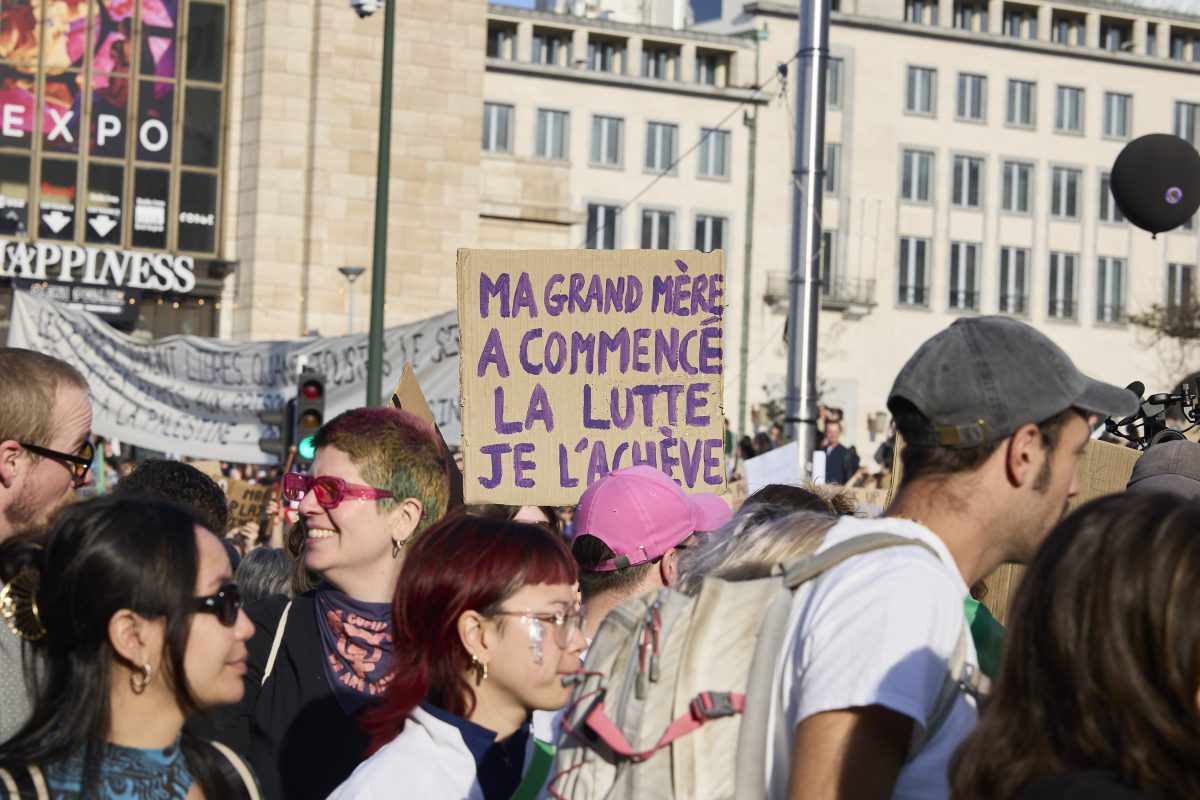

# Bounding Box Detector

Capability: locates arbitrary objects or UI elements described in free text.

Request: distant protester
[464,503,563,536]
[234,547,292,605]
[330,512,584,799]
[0,496,256,798]
[1124,439,1200,499]
[951,493,1200,799]
[113,459,230,536]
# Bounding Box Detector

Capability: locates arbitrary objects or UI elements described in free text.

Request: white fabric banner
[7,290,461,463]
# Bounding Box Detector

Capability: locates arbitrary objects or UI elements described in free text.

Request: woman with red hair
[329,511,585,799]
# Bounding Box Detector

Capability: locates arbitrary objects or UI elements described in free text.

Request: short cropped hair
[0,348,87,447]
[572,534,656,601]
[314,408,450,537]
[113,459,230,535]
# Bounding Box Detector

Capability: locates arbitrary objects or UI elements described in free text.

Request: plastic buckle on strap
[690,692,739,720]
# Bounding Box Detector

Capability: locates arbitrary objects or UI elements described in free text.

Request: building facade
[3,0,1198,457]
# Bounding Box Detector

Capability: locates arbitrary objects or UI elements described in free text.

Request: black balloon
[1110,133,1200,235]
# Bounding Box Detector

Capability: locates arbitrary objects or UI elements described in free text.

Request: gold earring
[470,653,488,685]
[392,538,405,559]
[130,663,152,695]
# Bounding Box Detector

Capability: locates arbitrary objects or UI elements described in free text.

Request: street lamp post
[338,265,366,334]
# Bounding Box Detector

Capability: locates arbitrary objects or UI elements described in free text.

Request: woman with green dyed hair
[208,407,450,800]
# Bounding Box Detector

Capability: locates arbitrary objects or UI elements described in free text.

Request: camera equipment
[1104,379,1200,450]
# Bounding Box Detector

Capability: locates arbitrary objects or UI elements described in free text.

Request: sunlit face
[485,582,586,712]
[5,385,92,534]
[299,446,405,586]
[183,527,253,708]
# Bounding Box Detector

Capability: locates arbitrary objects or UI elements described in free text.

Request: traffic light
[294,371,326,468]
[258,399,295,463]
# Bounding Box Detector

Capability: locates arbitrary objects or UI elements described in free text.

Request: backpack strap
[779,532,940,588]
[509,739,555,800]
[207,740,262,800]
[261,599,293,687]
[582,692,745,763]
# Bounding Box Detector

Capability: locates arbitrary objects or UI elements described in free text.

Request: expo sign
[1,105,169,153]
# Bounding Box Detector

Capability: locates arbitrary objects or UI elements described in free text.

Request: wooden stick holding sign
[389,364,465,509]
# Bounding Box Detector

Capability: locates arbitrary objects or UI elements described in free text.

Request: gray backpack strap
[780,533,939,589]
[732,587,796,800]
[261,599,293,687]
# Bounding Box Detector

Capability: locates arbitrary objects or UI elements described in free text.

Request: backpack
[549,533,986,799]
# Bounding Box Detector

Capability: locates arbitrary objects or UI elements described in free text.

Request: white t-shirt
[765,516,979,800]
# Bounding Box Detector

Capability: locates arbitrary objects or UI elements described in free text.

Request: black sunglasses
[194,582,243,627]
[19,439,94,480]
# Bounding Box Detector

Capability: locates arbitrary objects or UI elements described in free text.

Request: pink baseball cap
[574,466,732,572]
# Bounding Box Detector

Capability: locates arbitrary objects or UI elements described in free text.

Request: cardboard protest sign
[191,460,224,480]
[845,487,890,515]
[389,364,465,508]
[225,479,274,530]
[458,249,726,505]
[980,439,1141,625]
[743,442,799,496]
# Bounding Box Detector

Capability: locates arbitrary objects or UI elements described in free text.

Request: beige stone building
[3,0,1199,457]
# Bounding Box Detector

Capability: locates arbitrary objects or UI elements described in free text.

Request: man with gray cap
[1126,439,1200,499]
[766,317,1136,800]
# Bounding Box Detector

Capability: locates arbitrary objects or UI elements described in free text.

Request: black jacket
[1018,771,1166,800]
[206,592,372,800]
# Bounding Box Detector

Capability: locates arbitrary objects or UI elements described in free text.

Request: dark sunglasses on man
[18,439,95,480]
[195,582,243,627]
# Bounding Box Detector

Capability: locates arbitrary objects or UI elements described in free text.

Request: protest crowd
[3,311,1200,800]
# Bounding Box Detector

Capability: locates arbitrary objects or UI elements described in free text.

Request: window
[825,143,840,195]
[487,26,513,60]
[901,149,932,202]
[588,40,622,73]
[822,230,839,289]
[1168,263,1194,315]
[535,109,568,160]
[586,204,619,249]
[642,47,673,79]
[482,103,512,153]
[645,122,677,172]
[906,67,936,115]
[1055,86,1083,133]
[1052,17,1083,46]
[949,242,979,311]
[956,74,986,121]
[695,215,727,252]
[898,237,929,306]
[1147,26,1157,56]
[1099,173,1125,223]
[1175,102,1200,147]
[953,2,988,32]
[532,32,571,66]
[905,0,934,25]
[1051,167,1081,218]
[1004,8,1037,39]
[1006,80,1035,127]
[952,155,982,208]
[827,58,843,108]
[999,247,1029,314]
[697,54,719,85]
[1048,252,1077,319]
[642,209,674,249]
[1096,257,1125,323]
[1002,161,1032,213]
[590,116,622,167]
[1103,93,1131,139]
[698,129,730,178]
[1101,23,1130,52]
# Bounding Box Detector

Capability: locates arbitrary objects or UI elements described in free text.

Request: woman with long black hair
[0,496,258,799]
[951,492,1200,799]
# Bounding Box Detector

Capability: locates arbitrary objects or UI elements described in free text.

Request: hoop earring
[470,653,488,685]
[130,663,152,695]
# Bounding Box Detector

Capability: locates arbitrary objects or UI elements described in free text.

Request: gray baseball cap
[1126,440,1200,499]
[888,316,1138,448]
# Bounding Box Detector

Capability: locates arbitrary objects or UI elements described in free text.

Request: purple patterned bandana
[314,582,395,714]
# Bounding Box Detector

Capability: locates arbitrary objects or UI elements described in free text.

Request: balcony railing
[948,290,980,311]
[764,272,877,316]
[1048,299,1077,320]
[897,284,929,307]
[1096,304,1126,324]
[999,294,1028,315]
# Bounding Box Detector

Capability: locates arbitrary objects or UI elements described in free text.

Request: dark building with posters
[0,0,230,337]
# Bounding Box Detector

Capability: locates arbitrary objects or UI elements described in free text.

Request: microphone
[1126,381,1145,400]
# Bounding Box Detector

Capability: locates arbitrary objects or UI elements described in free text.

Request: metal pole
[365,0,396,406]
[347,284,355,335]
[784,0,830,477]
[738,28,765,438]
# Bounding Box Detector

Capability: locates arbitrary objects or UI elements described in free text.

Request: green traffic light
[298,436,317,460]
